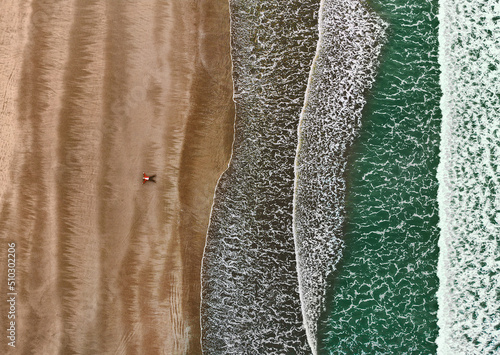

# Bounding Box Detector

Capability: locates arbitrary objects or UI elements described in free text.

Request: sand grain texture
[0,1,234,354]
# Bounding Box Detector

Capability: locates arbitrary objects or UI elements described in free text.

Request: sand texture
[0,0,234,353]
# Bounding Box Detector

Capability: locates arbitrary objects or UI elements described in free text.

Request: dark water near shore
[201,1,319,353]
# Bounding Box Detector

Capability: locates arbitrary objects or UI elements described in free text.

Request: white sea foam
[293,0,386,352]
[437,0,500,353]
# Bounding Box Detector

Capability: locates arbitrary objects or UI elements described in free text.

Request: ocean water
[317,0,443,352]
[436,0,500,352]
[201,1,320,353]
[202,0,499,353]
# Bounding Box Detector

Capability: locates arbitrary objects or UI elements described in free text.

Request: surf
[293,0,386,352]
[436,0,500,352]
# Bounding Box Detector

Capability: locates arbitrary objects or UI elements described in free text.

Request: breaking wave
[293,0,385,352]
[437,0,500,352]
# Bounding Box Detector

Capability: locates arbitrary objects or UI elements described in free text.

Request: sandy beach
[0,0,234,354]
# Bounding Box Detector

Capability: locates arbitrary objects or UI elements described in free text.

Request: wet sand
[0,0,234,354]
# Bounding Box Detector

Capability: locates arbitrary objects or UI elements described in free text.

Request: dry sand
[0,0,234,353]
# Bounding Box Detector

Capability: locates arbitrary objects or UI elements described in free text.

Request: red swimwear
[143,172,156,184]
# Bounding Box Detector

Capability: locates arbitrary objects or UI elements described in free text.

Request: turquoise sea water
[317,0,442,353]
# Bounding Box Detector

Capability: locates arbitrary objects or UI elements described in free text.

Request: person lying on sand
[143,172,156,184]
